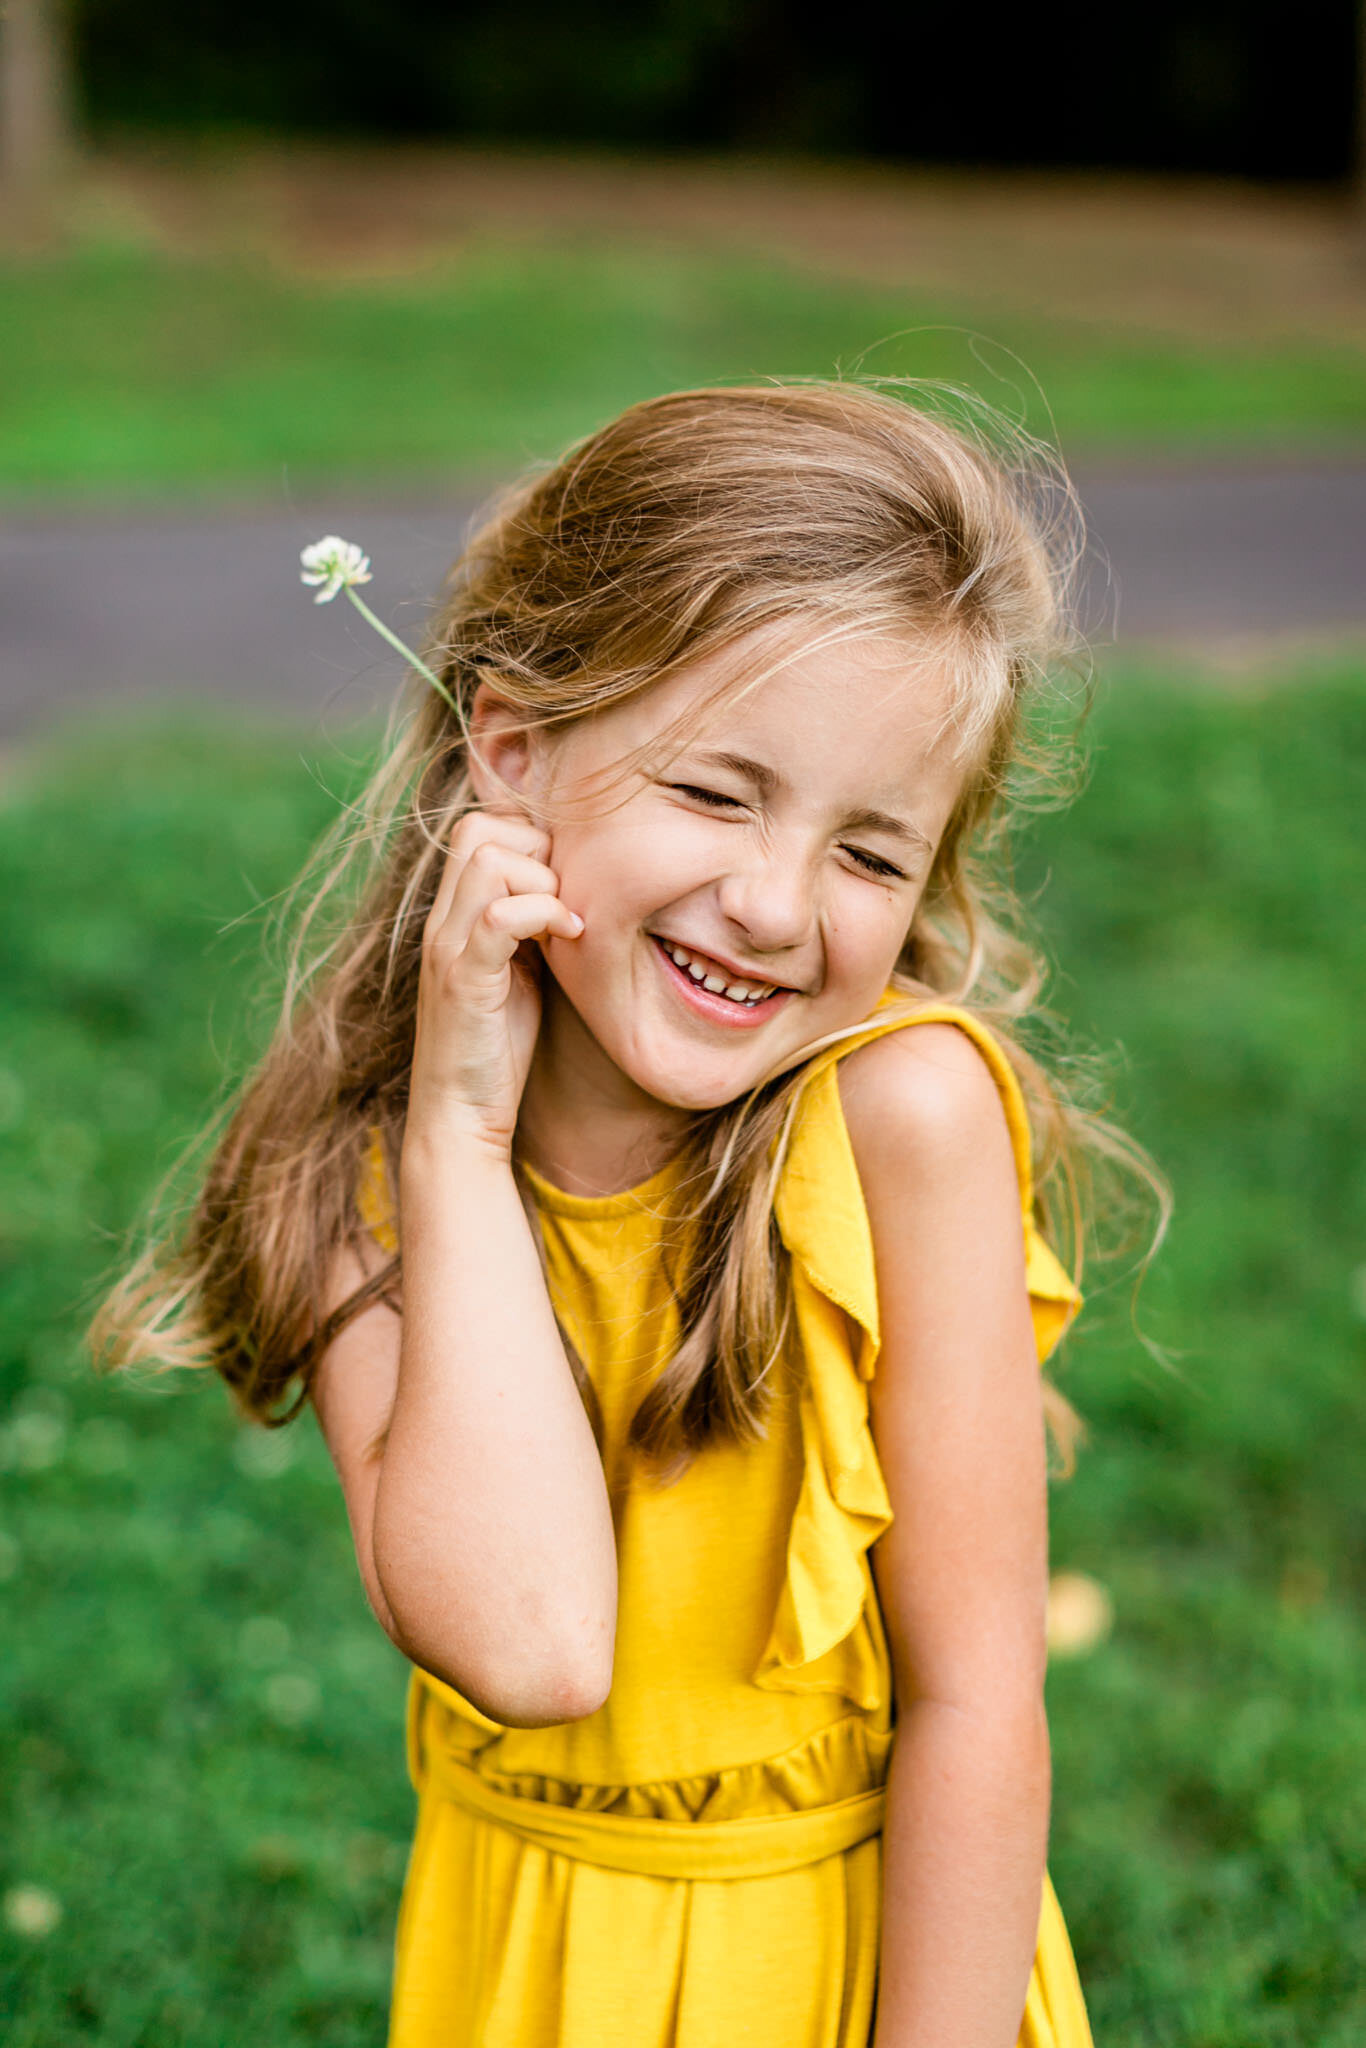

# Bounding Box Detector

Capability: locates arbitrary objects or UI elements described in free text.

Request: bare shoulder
[843,1026,1049,1712]
[836,1021,1014,1201]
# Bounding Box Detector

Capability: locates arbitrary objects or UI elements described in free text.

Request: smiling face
[473,624,974,1132]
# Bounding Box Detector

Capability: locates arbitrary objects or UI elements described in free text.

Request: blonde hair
[89,379,1167,1476]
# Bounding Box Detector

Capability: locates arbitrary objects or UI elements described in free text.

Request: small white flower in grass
[296,536,460,714]
[240,1614,292,1666]
[299,535,372,605]
[6,1391,68,1472]
[1046,1571,1113,1659]
[265,1671,321,1726]
[4,1885,63,1938]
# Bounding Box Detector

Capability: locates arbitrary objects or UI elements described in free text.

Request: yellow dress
[358,997,1095,2048]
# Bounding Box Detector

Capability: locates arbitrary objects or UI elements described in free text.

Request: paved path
[2,462,1363,740]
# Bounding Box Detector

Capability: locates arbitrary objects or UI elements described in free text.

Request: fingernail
[568,912,584,934]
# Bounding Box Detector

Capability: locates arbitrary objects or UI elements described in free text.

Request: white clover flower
[299,536,373,605]
[294,534,460,714]
[4,1884,63,1938]
[1046,1571,1114,1659]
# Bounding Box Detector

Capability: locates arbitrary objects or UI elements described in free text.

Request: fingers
[427,810,552,935]
[473,894,584,957]
[426,830,555,945]
[466,846,562,904]
[422,818,583,992]
[437,845,563,947]
[425,892,581,999]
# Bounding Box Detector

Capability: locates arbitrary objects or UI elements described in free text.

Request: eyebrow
[690,749,935,857]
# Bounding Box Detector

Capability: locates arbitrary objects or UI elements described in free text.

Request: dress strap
[356,1130,398,1255]
[775,990,1082,1374]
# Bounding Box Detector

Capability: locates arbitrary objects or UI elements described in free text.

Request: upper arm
[839,1024,1049,1717]
[309,1232,403,1638]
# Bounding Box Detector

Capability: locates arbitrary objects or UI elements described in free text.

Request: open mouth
[649,935,794,1025]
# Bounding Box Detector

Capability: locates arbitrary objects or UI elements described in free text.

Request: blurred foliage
[1,660,1365,2041]
[2,242,1364,503]
[69,0,1358,178]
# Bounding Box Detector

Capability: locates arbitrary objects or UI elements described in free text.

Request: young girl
[96,381,1157,2047]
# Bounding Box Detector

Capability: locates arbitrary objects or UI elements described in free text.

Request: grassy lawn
[2,660,1364,2042]
[3,239,1365,502]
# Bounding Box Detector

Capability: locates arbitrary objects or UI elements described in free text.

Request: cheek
[552,808,703,925]
[550,822,637,916]
[827,886,915,975]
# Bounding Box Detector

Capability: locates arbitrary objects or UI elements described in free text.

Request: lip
[648,934,795,1029]
[651,932,801,993]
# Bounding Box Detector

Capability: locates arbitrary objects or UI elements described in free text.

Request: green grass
[3,240,1365,501]
[2,662,1365,2042]
[1020,664,1366,2042]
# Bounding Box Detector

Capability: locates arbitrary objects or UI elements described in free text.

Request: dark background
[70,0,1363,181]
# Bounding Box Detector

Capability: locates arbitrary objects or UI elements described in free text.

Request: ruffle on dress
[756,1000,1083,1713]
[413,1685,893,1826]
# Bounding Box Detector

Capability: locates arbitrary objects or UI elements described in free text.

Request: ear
[467,682,542,811]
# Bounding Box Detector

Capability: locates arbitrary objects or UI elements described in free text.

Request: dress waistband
[422,1745,886,1881]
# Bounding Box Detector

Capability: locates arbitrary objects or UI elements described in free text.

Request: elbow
[466,1655,614,1729]
[370,1530,616,1727]
[383,1606,615,1728]
[408,1640,614,1728]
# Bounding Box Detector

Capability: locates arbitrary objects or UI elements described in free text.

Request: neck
[516,983,690,1198]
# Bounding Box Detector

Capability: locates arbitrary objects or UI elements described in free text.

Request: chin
[613,1034,766,1114]
[642,1068,754,1114]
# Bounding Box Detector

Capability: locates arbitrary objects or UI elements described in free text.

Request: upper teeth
[662,941,777,1004]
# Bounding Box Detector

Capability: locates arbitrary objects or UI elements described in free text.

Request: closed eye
[844,846,907,881]
[669,784,907,878]
[667,783,746,810]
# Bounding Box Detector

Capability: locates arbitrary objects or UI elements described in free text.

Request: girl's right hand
[405,812,583,1159]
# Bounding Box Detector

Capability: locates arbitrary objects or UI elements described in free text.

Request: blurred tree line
[54,0,1364,180]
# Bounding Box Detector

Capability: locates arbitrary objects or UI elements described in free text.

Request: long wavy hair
[89,379,1167,1477]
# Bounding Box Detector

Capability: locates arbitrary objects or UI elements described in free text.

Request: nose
[715,836,818,960]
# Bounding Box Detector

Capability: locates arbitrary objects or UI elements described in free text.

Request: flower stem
[345,589,461,716]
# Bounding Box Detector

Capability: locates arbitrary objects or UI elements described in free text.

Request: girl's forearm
[371,1126,618,1725]
[873,1698,1051,2048]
